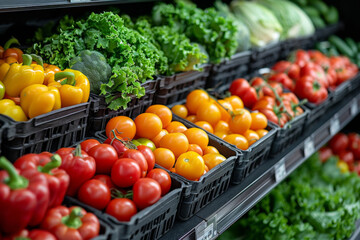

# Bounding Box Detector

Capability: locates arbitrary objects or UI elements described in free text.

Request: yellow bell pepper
[20,84,61,118]
[49,69,90,107]
[0,62,10,81]
[2,54,44,97]
[0,99,27,121]
[43,63,61,85]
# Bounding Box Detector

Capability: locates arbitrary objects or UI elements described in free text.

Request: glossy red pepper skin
[14,152,69,208]
[56,146,96,196]
[1,229,56,240]
[41,206,100,240]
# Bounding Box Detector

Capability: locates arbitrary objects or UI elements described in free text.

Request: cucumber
[303,6,320,17]
[329,35,354,58]
[324,6,339,24]
[311,17,326,29]
[310,0,329,15]
[328,47,339,57]
[345,38,358,54]
[315,42,330,55]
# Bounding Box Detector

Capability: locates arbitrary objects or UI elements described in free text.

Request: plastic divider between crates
[206,51,251,89]
[250,42,282,72]
[154,65,211,105]
[65,158,183,240]
[0,102,89,162]
[87,78,159,136]
[63,197,118,240]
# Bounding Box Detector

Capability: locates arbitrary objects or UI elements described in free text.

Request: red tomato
[300,62,328,87]
[88,144,119,174]
[229,78,251,97]
[329,133,349,154]
[338,150,354,166]
[111,158,141,188]
[294,75,328,104]
[133,178,162,210]
[268,73,295,92]
[93,175,116,190]
[147,169,172,196]
[106,198,137,222]
[319,147,333,163]
[349,133,360,159]
[104,137,129,156]
[137,145,155,172]
[122,149,148,177]
[77,179,111,210]
[271,60,300,81]
[80,139,100,153]
[294,49,310,68]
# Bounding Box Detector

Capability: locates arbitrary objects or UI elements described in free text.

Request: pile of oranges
[171,89,269,150]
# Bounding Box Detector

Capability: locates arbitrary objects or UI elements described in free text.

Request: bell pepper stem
[4,37,20,50]
[15,237,31,240]
[37,154,62,174]
[74,145,83,157]
[111,188,133,199]
[55,72,76,86]
[30,54,44,67]
[22,54,32,66]
[0,156,29,190]
[62,207,83,229]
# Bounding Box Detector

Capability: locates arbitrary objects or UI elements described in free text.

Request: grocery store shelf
[161,90,360,240]
[349,220,360,240]
[0,0,158,13]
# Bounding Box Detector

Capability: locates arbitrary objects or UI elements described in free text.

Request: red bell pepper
[1,229,56,240]
[0,157,37,234]
[14,152,69,208]
[41,206,100,240]
[300,62,328,88]
[295,75,328,104]
[56,145,96,196]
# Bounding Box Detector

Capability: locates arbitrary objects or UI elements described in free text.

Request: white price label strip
[304,137,314,158]
[274,158,286,183]
[351,99,358,116]
[197,223,214,240]
[330,115,340,136]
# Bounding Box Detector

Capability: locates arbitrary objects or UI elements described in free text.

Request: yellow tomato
[175,151,205,181]
[203,153,226,170]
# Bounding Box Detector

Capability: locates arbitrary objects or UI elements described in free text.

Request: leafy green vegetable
[231,1,283,47]
[152,1,238,63]
[220,154,360,240]
[29,12,167,110]
[256,0,315,40]
[69,50,111,94]
[125,16,208,75]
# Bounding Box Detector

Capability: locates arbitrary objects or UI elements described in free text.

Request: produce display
[220,152,360,240]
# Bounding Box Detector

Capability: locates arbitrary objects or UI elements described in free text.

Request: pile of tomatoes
[171,89,269,151]
[104,104,226,182]
[320,132,360,174]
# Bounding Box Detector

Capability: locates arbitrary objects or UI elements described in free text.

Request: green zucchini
[329,35,354,58]
[311,16,326,28]
[324,6,339,24]
[310,0,328,15]
[345,38,358,54]
[303,6,320,17]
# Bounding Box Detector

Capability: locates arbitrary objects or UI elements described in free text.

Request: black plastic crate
[250,42,282,72]
[154,65,211,105]
[280,35,316,59]
[269,108,309,157]
[65,173,183,240]
[330,79,352,105]
[87,79,159,136]
[1,102,89,162]
[0,116,8,156]
[206,51,251,89]
[349,73,360,93]
[304,94,333,129]
[63,197,118,240]
[315,22,343,42]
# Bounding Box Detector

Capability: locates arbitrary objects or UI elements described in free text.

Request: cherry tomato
[268,73,295,92]
[171,104,188,119]
[194,121,214,134]
[153,148,175,170]
[133,178,162,210]
[188,144,204,156]
[224,134,249,150]
[133,138,156,151]
[111,158,141,188]
[93,175,116,189]
[147,169,172,196]
[348,133,360,159]
[256,129,269,138]
[106,116,136,141]
[203,153,226,170]
[159,133,189,158]
[338,150,354,166]
[135,113,163,139]
[186,115,197,123]
[122,149,148,177]
[196,102,221,127]
[203,146,219,155]
[229,109,252,134]
[104,137,129,156]
[215,100,233,122]
[166,121,187,133]
[214,131,228,140]
[175,151,205,181]
[137,145,155,171]
[250,112,267,130]
[81,139,100,153]
[106,198,137,222]
[146,105,172,128]
[88,144,119,174]
[77,179,111,210]
[151,129,168,147]
[214,120,230,134]
[329,133,349,154]
[183,128,209,151]
[186,89,209,114]
[319,147,333,163]
[243,130,260,146]
[271,60,300,81]
[223,95,244,111]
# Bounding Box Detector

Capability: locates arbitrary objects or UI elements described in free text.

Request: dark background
[0,0,358,45]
